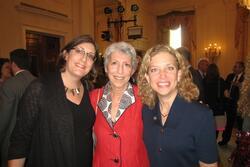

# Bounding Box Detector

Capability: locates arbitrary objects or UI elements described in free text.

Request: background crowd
[0,34,249,167]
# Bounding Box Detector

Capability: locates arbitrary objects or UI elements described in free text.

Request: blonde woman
[137,44,218,167]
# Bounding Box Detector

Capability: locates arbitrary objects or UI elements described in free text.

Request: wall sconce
[101,4,143,41]
[204,43,221,63]
[239,0,250,9]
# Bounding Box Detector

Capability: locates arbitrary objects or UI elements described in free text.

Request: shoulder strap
[95,89,101,115]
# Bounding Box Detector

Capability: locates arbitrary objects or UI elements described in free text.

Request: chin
[111,82,128,89]
[74,71,88,78]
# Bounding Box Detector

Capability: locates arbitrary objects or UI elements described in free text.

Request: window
[169,25,181,49]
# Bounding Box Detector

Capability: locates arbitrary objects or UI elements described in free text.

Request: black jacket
[8,71,95,167]
[204,77,226,116]
[225,73,244,103]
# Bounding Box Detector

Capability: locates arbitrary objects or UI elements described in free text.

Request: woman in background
[8,35,97,167]
[137,44,218,167]
[0,58,11,86]
[203,63,225,138]
[89,42,149,167]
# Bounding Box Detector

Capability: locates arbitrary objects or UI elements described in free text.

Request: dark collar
[154,95,186,129]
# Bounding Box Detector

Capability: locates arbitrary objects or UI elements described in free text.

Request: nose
[159,69,167,78]
[117,64,124,74]
[81,53,87,62]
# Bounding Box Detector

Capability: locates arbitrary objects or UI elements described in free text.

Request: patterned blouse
[97,82,135,128]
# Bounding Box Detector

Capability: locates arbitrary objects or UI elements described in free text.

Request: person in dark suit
[0,49,36,167]
[218,61,245,146]
[138,44,218,167]
[197,57,209,80]
[7,35,96,167]
[177,47,205,102]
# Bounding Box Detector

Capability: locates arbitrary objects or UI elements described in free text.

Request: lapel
[154,95,184,129]
[238,73,244,82]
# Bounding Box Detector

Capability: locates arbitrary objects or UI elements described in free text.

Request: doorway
[26,31,63,76]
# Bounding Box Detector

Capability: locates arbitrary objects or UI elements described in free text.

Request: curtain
[157,11,196,56]
[235,4,249,60]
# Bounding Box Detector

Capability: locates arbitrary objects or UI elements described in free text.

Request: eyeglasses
[72,47,96,62]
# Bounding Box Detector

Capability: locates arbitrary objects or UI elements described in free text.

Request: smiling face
[145,52,181,99]
[64,42,95,79]
[105,51,134,90]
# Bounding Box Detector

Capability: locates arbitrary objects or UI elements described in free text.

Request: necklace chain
[160,112,169,117]
[65,86,81,96]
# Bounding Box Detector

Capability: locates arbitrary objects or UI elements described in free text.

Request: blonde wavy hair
[137,44,199,108]
[238,55,250,117]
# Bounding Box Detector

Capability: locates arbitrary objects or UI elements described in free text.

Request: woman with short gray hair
[103,41,138,71]
[89,41,149,167]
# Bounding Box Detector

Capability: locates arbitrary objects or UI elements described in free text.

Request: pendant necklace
[160,112,169,118]
[65,86,81,96]
[159,103,169,118]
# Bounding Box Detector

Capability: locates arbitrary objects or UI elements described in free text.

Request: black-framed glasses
[72,47,96,62]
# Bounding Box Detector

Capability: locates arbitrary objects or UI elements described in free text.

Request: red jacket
[89,86,149,167]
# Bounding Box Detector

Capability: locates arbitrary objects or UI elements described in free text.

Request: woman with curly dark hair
[8,35,97,167]
[203,63,226,138]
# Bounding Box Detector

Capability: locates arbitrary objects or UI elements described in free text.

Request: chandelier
[204,43,221,63]
[239,0,250,9]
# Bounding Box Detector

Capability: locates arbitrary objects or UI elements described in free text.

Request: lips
[76,63,86,70]
[157,81,170,87]
[113,75,125,80]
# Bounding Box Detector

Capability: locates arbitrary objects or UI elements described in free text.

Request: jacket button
[113,133,119,138]
[113,158,119,163]
[160,128,164,134]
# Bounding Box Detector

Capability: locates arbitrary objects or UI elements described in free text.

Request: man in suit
[218,61,245,146]
[197,57,209,80]
[0,49,36,167]
[177,47,205,102]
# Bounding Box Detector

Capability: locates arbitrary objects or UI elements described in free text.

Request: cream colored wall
[0,0,94,58]
[121,0,157,51]
[195,0,238,77]
[145,0,239,77]
[0,0,244,77]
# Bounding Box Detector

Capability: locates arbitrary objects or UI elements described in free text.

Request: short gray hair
[103,42,137,71]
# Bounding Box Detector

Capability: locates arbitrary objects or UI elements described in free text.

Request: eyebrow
[76,47,95,54]
[149,63,175,67]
